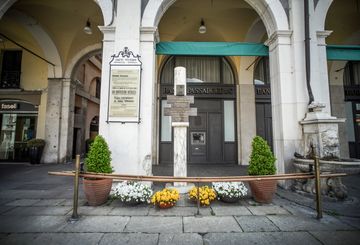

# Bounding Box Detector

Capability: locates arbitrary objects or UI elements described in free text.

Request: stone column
[44,78,75,163]
[266,30,304,182]
[99,0,157,175]
[140,26,158,175]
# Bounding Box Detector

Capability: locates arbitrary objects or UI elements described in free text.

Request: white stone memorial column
[164,67,197,188]
[173,68,188,185]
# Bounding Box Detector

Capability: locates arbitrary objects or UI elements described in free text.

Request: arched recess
[64,43,102,80]
[94,0,114,26]
[0,0,113,22]
[142,0,289,36]
[6,9,63,78]
[0,0,17,20]
[314,0,333,31]
[89,76,101,98]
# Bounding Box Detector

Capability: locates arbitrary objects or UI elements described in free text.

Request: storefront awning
[156,42,269,56]
[156,42,360,61]
[326,45,360,61]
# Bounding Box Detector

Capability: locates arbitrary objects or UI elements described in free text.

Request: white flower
[212,182,248,199]
[111,181,153,203]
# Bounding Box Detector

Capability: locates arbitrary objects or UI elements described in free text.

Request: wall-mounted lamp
[83,18,92,35]
[198,18,206,34]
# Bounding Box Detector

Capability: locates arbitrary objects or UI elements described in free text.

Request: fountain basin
[293,157,360,174]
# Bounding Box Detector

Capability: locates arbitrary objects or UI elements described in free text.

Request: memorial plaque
[107,47,142,123]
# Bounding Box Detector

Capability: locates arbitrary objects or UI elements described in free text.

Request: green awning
[156,42,269,56]
[156,42,360,61]
[326,45,360,61]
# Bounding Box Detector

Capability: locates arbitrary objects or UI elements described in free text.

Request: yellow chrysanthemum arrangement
[188,186,216,206]
[151,188,180,208]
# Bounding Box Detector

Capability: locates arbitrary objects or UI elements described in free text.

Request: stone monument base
[165,183,195,194]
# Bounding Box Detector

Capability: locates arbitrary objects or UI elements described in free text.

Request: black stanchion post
[196,182,200,216]
[314,151,323,219]
[69,154,80,222]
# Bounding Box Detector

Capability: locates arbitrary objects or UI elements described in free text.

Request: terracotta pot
[157,202,175,209]
[249,179,277,204]
[83,178,113,206]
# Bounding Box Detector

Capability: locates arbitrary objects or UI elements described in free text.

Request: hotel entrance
[159,56,237,164]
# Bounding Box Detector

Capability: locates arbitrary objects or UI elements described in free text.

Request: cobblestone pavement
[0,163,359,245]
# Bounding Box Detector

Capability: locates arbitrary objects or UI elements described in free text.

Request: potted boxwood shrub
[248,136,277,203]
[27,139,46,164]
[83,135,113,206]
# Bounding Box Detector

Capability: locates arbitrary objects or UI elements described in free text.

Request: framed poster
[107,47,142,123]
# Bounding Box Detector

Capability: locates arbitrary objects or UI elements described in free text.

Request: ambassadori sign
[108,47,142,123]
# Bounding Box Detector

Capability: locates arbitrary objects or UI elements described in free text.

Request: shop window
[344,61,360,86]
[160,56,234,84]
[254,57,270,85]
[0,50,22,89]
[95,78,101,99]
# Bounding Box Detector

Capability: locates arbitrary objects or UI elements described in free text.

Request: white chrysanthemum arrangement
[212,182,248,200]
[111,181,153,204]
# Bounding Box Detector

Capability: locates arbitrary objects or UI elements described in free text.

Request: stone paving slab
[0,215,68,232]
[109,206,150,216]
[124,216,182,233]
[203,231,322,245]
[158,233,203,245]
[336,216,360,229]
[267,215,355,231]
[0,205,15,215]
[235,215,280,232]
[0,199,14,205]
[149,206,211,216]
[211,206,251,216]
[5,199,41,206]
[309,231,360,245]
[61,216,129,232]
[247,205,290,215]
[0,233,39,245]
[99,233,158,245]
[0,190,56,199]
[61,199,87,206]
[76,206,114,215]
[35,233,104,245]
[32,198,67,206]
[1,206,72,216]
[184,216,242,233]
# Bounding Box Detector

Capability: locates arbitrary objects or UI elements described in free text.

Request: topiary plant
[85,135,113,173]
[248,136,276,175]
[27,138,46,148]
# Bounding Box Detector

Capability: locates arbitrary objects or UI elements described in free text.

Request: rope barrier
[49,155,347,221]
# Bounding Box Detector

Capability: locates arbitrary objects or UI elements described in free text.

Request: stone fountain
[293,102,360,199]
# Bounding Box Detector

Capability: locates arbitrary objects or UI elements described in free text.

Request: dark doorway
[188,100,224,164]
[255,102,273,150]
[254,57,273,150]
[159,56,237,164]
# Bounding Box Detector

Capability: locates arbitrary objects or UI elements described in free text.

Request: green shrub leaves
[85,135,113,173]
[248,136,276,175]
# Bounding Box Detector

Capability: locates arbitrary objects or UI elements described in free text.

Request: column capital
[140,26,159,43]
[316,30,333,46]
[98,26,115,42]
[265,30,292,50]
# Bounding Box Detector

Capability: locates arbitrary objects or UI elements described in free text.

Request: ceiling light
[199,19,206,34]
[83,19,92,35]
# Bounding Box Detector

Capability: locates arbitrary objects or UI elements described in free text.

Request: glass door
[0,113,37,161]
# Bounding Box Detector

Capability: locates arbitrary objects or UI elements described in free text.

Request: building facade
[0,0,359,182]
